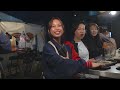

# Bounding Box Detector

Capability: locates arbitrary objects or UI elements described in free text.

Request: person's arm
[42,43,88,77]
[64,41,92,68]
[110,38,117,49]
[99,33,110,42]
[64,41,80,60]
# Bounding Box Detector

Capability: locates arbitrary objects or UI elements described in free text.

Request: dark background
[1,11,120,48]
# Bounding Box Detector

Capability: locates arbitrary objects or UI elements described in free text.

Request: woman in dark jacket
[83,23,103,59]
[42,18,101,79]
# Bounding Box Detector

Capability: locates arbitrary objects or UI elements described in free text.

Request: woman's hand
[88,58,96,62]
[92,62,103,68]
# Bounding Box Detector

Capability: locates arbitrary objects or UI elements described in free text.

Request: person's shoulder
[64,41,72,44]
[110,38,116,42]
[43,42,52,50]
[64,41,74,46]
[110,37,115,40]
[99,33,106,38]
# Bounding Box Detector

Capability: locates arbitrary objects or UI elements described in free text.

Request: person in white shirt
[71,22,91,61]
[71,22,99,78]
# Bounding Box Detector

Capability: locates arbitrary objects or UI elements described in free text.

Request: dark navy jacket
[0,32,11,54]
[42,39,88,79]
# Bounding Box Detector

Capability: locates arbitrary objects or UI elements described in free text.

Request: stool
[0,57,5,79]
[8,56,19,75]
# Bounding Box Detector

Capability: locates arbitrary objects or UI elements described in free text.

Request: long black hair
[87,23,99,37]
[85,23,103,58]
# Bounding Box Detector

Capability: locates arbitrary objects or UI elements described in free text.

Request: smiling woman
[83,23,103,59]
[42,17,88,79]
[42,17,103,79]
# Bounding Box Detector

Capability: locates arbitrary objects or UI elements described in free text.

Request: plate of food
[90,65,111,70]
[105,60,117,66]
[113,59,120,63]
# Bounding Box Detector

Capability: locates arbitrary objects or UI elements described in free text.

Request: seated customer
[83,23,104,59]
[64,22,99,78]
[99,27,117,57]
[42,17,101,79]
[69,22,90,61]
[103,30,117,49]
[0,31,11,53]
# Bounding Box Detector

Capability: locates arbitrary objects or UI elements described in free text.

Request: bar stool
[8,55,19,75]
[0,57,5,79]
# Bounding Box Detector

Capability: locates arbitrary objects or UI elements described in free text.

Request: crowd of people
[42,17,117,79]
[0,17,117,79]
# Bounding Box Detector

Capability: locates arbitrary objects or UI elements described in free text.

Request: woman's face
[74,24,85,40]
[90,25,98,36]
[49,19,64,38]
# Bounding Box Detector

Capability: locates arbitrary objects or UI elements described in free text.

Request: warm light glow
[74,14,76,16]
[99,11,106,13]
[109,11,117,15]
